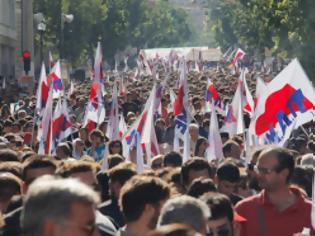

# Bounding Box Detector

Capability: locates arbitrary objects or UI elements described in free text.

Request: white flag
[207,102,224,162]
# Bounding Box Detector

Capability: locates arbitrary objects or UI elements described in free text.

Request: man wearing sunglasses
[235,146,314,236]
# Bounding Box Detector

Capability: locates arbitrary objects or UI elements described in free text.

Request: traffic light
[22,51,31,75]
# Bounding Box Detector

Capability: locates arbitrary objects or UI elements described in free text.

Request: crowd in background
[0,63,314,236]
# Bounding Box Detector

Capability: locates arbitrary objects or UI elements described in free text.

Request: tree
[208,0,315,79]
[33,0,192,67]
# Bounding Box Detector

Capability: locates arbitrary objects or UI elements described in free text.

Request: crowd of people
[0,64,314,236]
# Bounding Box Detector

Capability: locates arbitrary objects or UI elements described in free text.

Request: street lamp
[60,13,74,60]
[37,22,46,64]
[34,13,46,65]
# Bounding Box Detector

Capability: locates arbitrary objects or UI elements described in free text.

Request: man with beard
[235,146,314,235]
[117,175,170,236]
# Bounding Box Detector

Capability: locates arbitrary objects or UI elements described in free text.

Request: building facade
[0,0,16,79]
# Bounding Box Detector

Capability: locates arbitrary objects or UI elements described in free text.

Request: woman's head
[194,137,208,157]
[108,140,123,155]
[89,129,105,145]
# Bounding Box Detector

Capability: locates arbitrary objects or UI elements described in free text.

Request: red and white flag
[230,48,245,67]
[135,131,144,173]
[206,78,226,115]
[221,69,249,136]
[83,43,106,131]
[240,69,254,115]
[122,85,160,160]
[173,59,191,161]
[38,85,53,155]
[251,59,315,144]
[108,81,119,140]
[36,63,49,115]
[52,98,72,152]
[119,114,128,139]
[138,51,152,76]
[83,81,105,132]
[47,60,64,99]
[207,101,224,162]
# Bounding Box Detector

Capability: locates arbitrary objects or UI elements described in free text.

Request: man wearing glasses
[235,146,314,236]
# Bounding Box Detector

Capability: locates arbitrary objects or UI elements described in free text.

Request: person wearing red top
[235,146,314,236]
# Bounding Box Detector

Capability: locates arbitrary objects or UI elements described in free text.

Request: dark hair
[119,176,170,222]
[108,154,125,169]
[22,157,56,181]
[260,147,295,182]
[181,158,213,187]
[56,160,95,178]
[108,164,136,186]
[194,137,207,157]
[164,151,182,167]
[108,140,123,155]
[290,166,313,197]
[187,177,217,198]
[0,149,19,162]
[216,162,240,183]
[89,129,105,142]
[222,140,239,158]
[199,192,234,222]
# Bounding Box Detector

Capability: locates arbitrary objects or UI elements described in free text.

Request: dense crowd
[0,65,314,236]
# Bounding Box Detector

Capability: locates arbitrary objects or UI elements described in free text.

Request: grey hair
[189,123,199,130]
[158,195,210,232]
[21,175,100,236]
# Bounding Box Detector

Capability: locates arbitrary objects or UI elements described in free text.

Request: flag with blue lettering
[252,59,315,144]
[47,61,64,99]
[52,98,72,153]
[122,85,160,160]
[173,58,190,140]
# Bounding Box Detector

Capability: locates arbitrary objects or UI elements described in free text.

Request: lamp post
[37,22,46,64]
[60,13,74,60]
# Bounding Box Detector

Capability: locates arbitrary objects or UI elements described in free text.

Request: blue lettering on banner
[265,89,311,143]
[175,111,187,135]
[276,111,292,134]
[287,89,307,117]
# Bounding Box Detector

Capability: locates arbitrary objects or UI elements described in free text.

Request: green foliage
[33,0,192,66]
[208,0,315,80]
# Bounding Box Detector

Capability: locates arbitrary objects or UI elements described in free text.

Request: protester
[235,146,314,235]
[118,175,170,236]
[187,177,217,198]
[200,192,245,236]
[181,158,214,189]
[216,161,243,205]
[158,195,210,235]
[99,163,136,227]
[21,176,101,236]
